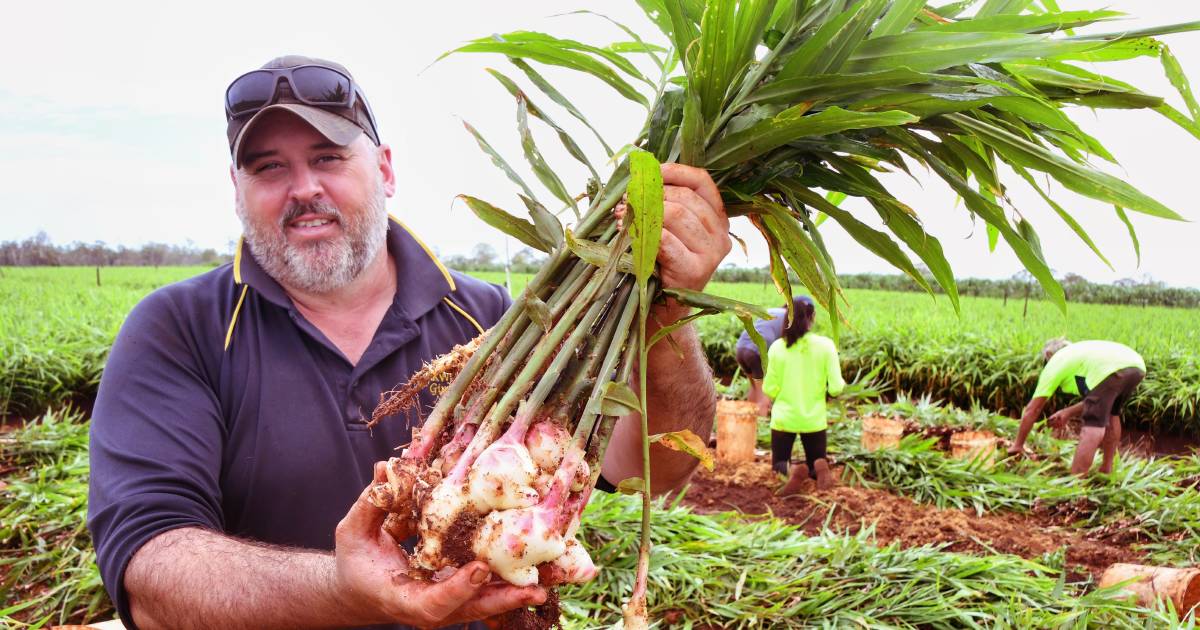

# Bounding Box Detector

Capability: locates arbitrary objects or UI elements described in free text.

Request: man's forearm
[604,311,716,494]
[125,527,371,630]
[1012,398,1047,450]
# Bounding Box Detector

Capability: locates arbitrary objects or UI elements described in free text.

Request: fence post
[96,266,101,287]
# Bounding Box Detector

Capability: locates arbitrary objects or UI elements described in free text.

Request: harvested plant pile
[368,1,1200,622]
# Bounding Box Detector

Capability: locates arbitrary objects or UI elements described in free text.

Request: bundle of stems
[372,1,1200,625]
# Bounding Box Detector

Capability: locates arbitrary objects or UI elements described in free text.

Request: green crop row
[695,283,1200,435]
[3,268,1197,434]
[0,410,108,627]
[0,267,209,417]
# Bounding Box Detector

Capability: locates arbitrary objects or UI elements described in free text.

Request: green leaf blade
[459,195,552,253]
[628,151,666,292]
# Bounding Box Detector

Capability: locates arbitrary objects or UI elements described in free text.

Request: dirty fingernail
[471,566,490,585]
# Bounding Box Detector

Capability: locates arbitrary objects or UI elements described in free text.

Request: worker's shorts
[735,345,764,379]
[1081,367,1145,428]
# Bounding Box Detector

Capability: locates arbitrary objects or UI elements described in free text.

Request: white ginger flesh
[471,503,567,587]
[414,480,472,570]
[524,420,569,472]
[546,537,598,584]
[466,440,540,511]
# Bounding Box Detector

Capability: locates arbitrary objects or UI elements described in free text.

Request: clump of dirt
[1177,474,1200,491]
[1033,497,1097,525]
[442,511,483,567]
[489,589,562,630]
[682,456,1142,579]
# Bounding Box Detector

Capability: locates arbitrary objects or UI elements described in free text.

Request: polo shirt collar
[233,214,456,319]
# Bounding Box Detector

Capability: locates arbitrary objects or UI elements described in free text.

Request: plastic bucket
[716,400,759,464]
[861,416,904,451]
[1099,563,1200,613]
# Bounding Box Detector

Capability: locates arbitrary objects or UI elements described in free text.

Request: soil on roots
[442,511,483,567]
[680,456,1142,580]
[490,589,562,630]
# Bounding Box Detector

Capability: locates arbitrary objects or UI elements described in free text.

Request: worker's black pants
[771,429,827,477]
[1081,367,1145,428]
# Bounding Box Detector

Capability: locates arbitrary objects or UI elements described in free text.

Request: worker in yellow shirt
[1009,339,1146,475]
[762,296,845,495]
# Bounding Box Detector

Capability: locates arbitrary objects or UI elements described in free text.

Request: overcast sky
[3,1,1199,287]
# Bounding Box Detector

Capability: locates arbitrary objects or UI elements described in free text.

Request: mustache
[280,199,343,227]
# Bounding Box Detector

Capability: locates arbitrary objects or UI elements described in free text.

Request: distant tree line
[0,232,231,267]
[440,243,549,275]
[710,266,1200,309]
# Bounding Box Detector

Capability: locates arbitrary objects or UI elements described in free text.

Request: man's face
[233,110,395,294]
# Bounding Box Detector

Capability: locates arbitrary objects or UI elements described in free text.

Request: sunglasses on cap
[224,64,380,142]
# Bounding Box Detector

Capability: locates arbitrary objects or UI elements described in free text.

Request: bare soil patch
[680,456,1143,580]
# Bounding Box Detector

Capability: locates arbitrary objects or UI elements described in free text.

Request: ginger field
[3,265,1200,628]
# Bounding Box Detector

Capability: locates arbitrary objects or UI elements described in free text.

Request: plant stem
[449,264,625,481]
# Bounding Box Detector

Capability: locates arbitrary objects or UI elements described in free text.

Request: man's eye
[316,154,344,164]
[255,162,282,173]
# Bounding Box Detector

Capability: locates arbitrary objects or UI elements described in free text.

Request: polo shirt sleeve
[87,288,226,627]
[1032,356,1067,399]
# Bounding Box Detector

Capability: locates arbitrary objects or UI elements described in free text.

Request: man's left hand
[617,163,731,323]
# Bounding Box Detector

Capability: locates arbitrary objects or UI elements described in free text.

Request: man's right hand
[333,465,546,628]
[1047,411,1073,439]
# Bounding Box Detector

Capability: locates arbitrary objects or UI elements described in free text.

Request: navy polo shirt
[87,217,511,629]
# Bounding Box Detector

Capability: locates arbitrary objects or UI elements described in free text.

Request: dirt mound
[682,457,1141,579]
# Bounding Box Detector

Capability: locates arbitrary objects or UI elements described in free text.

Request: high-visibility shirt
[762,333,845,433]
[1032,340,1146,399]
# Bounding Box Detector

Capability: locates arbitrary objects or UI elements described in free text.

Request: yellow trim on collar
[389,214,456,292]
[224,284,250,351]
[233,236,245,285]
[443,297,485,334]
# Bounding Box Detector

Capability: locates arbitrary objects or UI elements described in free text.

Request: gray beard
[236,184,389,295]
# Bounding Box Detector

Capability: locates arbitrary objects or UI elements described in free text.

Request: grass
[831,398,1200,567]
[4,266,1197,431]
[0,409,111,627]
[0,266,212,418]
[701,286,1199,434]
[564,492,1187,629]
[8,405,1195,627]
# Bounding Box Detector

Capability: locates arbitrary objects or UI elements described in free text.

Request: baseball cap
[225,55,381,166]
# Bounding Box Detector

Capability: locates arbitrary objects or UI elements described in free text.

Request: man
[734,305,787,416]
[1008,338,1146,475]
[87,56,731,630]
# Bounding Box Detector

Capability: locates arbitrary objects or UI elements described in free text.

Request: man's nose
[288,165,324,204]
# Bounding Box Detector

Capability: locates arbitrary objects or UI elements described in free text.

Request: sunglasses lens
[227,71,278,117]
[291,66,352,106]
